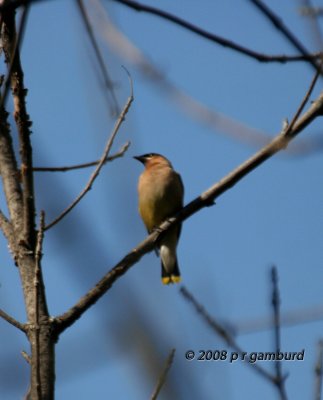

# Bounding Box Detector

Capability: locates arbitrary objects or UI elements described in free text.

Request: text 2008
[198,350,228,361]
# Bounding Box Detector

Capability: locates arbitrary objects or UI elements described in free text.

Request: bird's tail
[161,259,181,285]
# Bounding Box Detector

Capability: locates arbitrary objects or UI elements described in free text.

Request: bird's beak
[133,155,146,164]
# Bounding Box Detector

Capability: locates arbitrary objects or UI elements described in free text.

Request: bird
[134,153,184,284]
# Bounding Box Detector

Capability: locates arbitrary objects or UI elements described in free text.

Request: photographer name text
[185,349,305,363]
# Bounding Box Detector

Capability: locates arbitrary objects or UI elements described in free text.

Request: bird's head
[133,153,172,168]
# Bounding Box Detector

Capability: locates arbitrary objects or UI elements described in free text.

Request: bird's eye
[141,153,158,160]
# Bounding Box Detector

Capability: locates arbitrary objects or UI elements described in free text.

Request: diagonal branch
[44,71,133,231]
[150,349,176,400]
[180,286,276,384]
[249,0,320,72]
[52,69,323,336]
[33,141,130,172]
[112,0,322,64]
[0,307,26,332]
[284,63,321,136]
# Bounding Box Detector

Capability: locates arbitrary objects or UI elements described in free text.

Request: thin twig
[52,76,323,335]
[249,0,320,72]
[33,141,130,172]
[21,350,31,364]
[315,340,323,400]
[76,0,120,116]
[284,63,322,137]
[112,0,322,64]
[0,308,26,332]
[44,69,133,230]
[34,211,45,400]
[151,349,176,400]
[271,267,288,400]
[180,286,276,384]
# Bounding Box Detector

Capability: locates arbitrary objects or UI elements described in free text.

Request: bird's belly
[139,192,173,232]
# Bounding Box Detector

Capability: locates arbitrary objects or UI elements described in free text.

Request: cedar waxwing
[134,153,184,284]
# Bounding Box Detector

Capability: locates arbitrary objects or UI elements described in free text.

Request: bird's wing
[175,172,184,240]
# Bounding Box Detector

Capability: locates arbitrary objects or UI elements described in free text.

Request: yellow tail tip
[162,276,181,285]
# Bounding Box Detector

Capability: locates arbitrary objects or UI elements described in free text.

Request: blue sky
[0,0,322,399]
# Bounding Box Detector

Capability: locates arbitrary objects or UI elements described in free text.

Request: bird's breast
[138,167,183,232]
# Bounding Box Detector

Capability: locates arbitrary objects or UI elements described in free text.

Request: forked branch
[53,68,323,335]
[113,0,322,64]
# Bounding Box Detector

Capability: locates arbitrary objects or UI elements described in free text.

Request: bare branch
[0,5,30,110]
[96,3,323,155]
[33,141,130,172]
[53,237,157,333]
[150,349,175,400]
[180,286,276,384]
[76,0,120,116]
[2,7,36,248]
[283,63,321,136]
[1,5,53,398]
[0,50,23,234]
[271,267,288,400]
[21,350,31,364]
[0,307,26,332]
[112,0,322,64]
[249,0,320,72]
[315,340,323,400]
[52,79,323,335]
[44,72,133,230]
